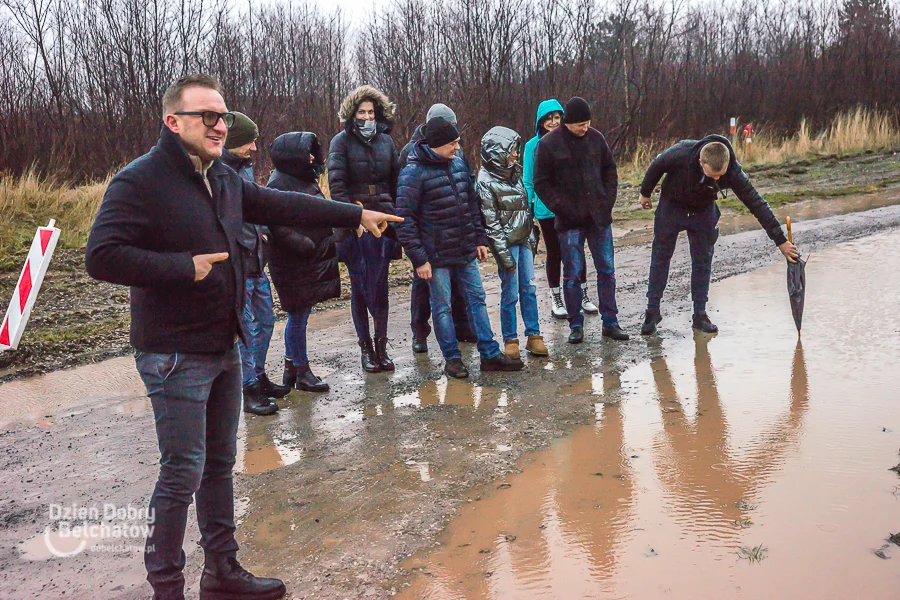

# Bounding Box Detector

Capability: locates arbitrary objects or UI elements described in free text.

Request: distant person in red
[638,136,798,335]
[85,74,399,600]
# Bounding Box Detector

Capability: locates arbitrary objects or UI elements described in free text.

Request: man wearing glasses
[85,74,401,600]
[638,135,799,335]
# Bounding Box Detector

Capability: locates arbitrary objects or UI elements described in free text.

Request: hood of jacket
[339,85,395,136]
[534,99,564,138]
[480,126,523,183]
[409,139,453,166]
[269,132,324,182]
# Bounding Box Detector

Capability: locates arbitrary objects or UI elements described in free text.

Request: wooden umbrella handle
[786,216,793,244]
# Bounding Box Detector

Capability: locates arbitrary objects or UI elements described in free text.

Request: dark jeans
[537,217,586,289]
[410,271,474,340]
[136,346,242,598]
[558,221,618,328]
[284,305,313,366]
[427,259,501,360]
[646,199,720,313]
[238,275,275,387]
[338,234,396,341]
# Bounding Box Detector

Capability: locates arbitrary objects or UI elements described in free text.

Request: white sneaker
[550,288,568,319]
[581,286,599,314]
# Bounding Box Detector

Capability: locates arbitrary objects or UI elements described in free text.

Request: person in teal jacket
[523,99,596,319]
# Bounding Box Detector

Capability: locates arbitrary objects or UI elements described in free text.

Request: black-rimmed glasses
[174,110,235,128]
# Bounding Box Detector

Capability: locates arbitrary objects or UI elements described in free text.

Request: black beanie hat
[425,117,460,149]
[562,97,592,124]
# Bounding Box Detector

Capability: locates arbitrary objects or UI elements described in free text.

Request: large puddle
[396,230,900,599]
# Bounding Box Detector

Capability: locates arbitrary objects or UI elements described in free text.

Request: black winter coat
[639,134,787,245]
[266,132,341,311]
[327,121,399,215]
[395,140,489,268]
[221,150,268,276]
[85,126,362,353]
[532,126,618,231]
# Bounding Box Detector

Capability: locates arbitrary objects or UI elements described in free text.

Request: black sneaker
[444,358,469,379]
[480,353,525,372]
[692,312,719,334]
[199,554,286,600]
[602,323,630,341]
[412,337,428,354]
[568,327,584,344]
[640,309,662,335]
[258,373,290,399]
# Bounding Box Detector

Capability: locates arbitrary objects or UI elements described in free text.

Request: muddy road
[1,205,900,599]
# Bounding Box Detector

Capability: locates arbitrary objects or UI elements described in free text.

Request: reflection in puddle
[236,413,303,475]
[397,230,900,599]
[367,378,502,415]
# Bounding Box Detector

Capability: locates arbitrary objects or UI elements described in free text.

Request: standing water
[397,230,900,599]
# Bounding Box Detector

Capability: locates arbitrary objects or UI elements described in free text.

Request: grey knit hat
[426,103,458,127]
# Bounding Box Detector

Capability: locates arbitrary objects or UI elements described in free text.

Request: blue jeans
[135,346,242,597]
[497,243,540,341]
[558,222,619,328]
[427,259,501,360]
[238,275,275,387]
[284,305,313,366]
[410,272,474,340]
[647,199,720,314]
[338,234,395,340]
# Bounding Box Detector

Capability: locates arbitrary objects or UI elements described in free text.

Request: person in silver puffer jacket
[477,126,549,359]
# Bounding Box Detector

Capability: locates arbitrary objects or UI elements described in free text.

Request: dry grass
[1,107,896,269]
[0,169,107,269]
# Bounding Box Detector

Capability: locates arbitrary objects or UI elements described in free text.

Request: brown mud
[0,203,899,599]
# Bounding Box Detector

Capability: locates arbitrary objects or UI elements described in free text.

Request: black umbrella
[785,217,807,333]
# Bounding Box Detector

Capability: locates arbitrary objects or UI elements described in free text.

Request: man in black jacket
[220,112,290,415]
[85,74,400,600]
[638,135,799,335]
[533,97,629,344]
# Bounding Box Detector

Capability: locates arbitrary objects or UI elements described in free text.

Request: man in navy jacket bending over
[85,73,400,600]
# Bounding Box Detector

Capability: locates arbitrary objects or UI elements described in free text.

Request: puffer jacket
[395,140,489,269]
[477,126,536,271]
[221,149,268,276]
[523,99,564,221]
[639,134,787,245]
[327,85,400,216]
[266,132,341,311]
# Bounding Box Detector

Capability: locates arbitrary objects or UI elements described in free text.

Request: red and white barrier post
[730,117,736,135]
[0,219,61,351]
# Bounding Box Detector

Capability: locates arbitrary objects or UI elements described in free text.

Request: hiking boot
[359,338,381,373]
[692,312,719,334]
[640,309,663,336]
[526,335,549,356]
[258,373,290,399]
[602,323,630,341]
[480,353,525,372]
[568,327,584,344]
[550,288,568,319]
[374,336,395,371]
[444,358,469,379]
[412,336,428,354]
[504,339,521,359]
[199,554,286,600]
[281,357,297,388]
[294,362,329,393]
[581,285,599,314]
[242,382,278,416]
